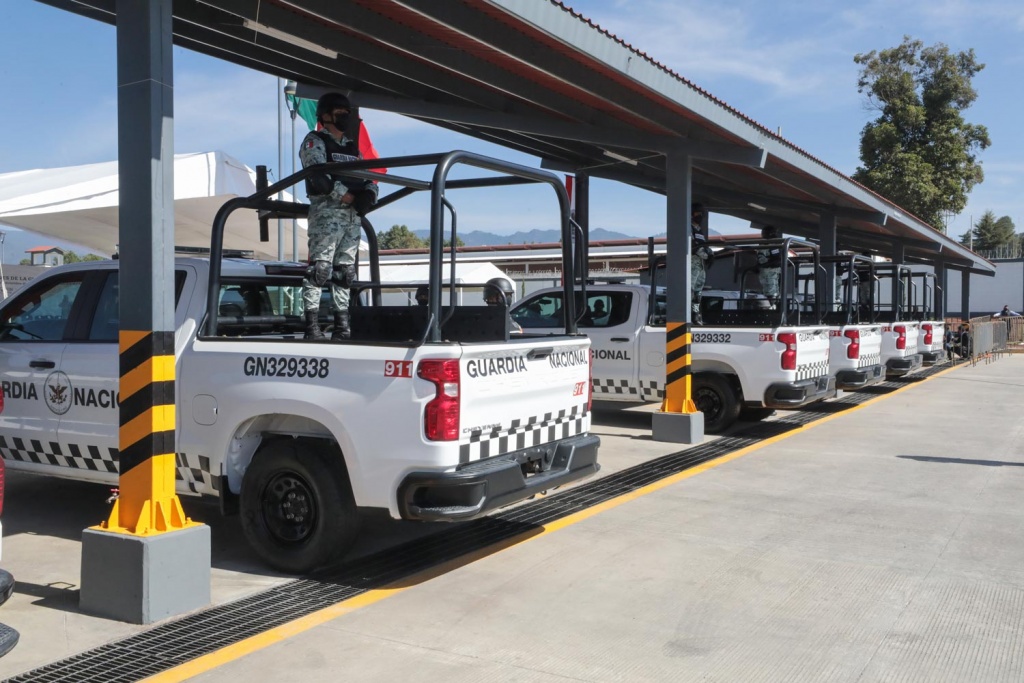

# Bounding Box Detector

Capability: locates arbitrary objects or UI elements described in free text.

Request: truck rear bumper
[763,375,835,409]
[835,364,884,390]
[397,434,601,522]
[886,353,923,377]
[920,350,941,365]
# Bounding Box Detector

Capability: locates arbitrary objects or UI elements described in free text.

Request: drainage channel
[6,364,954,683]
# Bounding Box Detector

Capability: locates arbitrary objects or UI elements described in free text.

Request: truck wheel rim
[261,472,318,544]
[693,387,722,420]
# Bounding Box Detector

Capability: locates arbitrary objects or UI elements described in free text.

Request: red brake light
[844,329,861,359]
[922,323,933,345]
[778,332,797,370]
[895,325,907,350]
[418,359,460,441]
[588,349,594,412]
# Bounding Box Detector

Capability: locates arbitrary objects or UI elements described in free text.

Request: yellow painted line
[142,363,962,683]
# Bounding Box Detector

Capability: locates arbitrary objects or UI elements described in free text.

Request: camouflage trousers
[691,255,706,308]
[759,267,781,300]
[302,206,362,312]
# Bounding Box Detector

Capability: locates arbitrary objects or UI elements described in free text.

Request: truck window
[86,271,190,342]
[511,293,564,328]
[582,292,632,328]
[0,276,84,341]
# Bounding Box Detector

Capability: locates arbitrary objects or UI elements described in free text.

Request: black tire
[739,407,775,422]
[240,438,360,574]
[692,373,741,434]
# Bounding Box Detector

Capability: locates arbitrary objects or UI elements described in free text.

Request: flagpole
[284,80,300,263]
[277,77,285,261]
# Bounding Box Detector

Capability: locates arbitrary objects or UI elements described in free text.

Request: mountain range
[413,227,641,246]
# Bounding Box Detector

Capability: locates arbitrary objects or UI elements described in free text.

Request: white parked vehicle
[794,253,885,390]
[510,237,835,433]
[0,151,600,573]
[871,264,923,378]
[909,271,945,365]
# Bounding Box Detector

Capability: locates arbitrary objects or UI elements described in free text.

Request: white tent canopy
[0,151,366,262]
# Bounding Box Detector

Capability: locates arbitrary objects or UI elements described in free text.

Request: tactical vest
[691,222,708,250]
[761,247,782,268]
[304,130,365,197]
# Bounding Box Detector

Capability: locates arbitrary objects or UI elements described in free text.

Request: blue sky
[1,0,1022,259]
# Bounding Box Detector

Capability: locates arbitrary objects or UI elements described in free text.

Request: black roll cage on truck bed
[205,151,588,344]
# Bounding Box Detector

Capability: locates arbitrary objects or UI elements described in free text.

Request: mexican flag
[286,92,386,173]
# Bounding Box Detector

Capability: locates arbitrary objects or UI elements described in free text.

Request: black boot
[304,311,325,340]
[692,304,704,326]
[332,311,351,341]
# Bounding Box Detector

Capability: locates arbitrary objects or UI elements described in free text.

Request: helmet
[761,224,781,239]
[415,285,429,306]
[484,278,515,306]
[316,92,351,121]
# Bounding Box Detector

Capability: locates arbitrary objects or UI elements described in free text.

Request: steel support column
[575,172,590,248]
[818,213,837,308]
[961,269,971,320]
[652,150,703,444]
[934,259,946,319]
[80,0,209,625]
[892,243,906,314]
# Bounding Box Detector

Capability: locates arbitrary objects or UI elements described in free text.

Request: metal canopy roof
[39,0,993,274]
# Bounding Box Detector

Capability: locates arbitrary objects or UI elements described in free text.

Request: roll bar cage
[206,151,583,341]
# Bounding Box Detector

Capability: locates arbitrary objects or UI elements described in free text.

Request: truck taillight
[895,325,907,350]
[922,323,933,345]
[418,359,460,441]
[588,349,594,412]
[778,332,797,370]
[844,329,860,359]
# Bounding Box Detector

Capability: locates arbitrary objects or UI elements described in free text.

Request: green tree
[853,36,990,231]
[442,235,465,248]
[378,224,426,250]
[61,250,106,264]
[961,211,1016,252]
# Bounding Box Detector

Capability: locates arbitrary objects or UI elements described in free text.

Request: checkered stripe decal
[593,378,639,396]
[639,380,664,402]
[175,452,218,494]
[858,352,881,369]
[0,435,216,494]
[459,404,588,463]
[0,435,118,473]
[795,359,829,381]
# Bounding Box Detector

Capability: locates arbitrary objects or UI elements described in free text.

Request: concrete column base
[652,411,705,444]
[80,524,211,624]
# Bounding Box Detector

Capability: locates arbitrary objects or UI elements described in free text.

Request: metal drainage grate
[5,362,956,683]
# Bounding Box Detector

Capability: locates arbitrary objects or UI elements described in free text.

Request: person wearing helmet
[484,277,522,334]
[415,285,429,307]
[690,203,713,325]
[757,224,783,309]
[299,91,379,341]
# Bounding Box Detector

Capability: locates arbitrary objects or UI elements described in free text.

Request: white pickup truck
[511,273,834,433]
[909,271,945,365]
[794,253,885,390]
[872,264,924,378]
[0,151,600,573]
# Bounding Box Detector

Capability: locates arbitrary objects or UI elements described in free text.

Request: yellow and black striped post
[100,330,195,535]
[663,321,698,414]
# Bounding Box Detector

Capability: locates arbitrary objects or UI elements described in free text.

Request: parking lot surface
[4,357,1024,681]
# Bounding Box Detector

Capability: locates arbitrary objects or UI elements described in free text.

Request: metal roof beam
[698,185,887,224]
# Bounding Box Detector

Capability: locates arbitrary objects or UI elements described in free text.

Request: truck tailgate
[457,337,591,462]
[791,327,830,379]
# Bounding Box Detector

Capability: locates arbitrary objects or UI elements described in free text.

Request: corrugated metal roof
[38,0,992,273]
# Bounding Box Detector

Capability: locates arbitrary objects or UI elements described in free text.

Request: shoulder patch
[304,139,317,150]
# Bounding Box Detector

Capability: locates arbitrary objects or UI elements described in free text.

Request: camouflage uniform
[691,220,711,319]
[757,246,782,303]
[299,130,377,313]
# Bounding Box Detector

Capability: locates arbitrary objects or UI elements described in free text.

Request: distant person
[484,277,522,334]
[690,203,713,325]
[415,285,428,307]
[299,92,378,341]
[757,225,783,308]
[952,323,972,359]
[997,305,1020,317]
[590,299,610,326]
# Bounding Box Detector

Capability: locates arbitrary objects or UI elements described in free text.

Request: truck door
[55,268,192,480]
[0,272,87,471]
[580,289,641,399]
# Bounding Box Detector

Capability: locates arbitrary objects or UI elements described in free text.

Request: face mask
[333,112,350,130]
